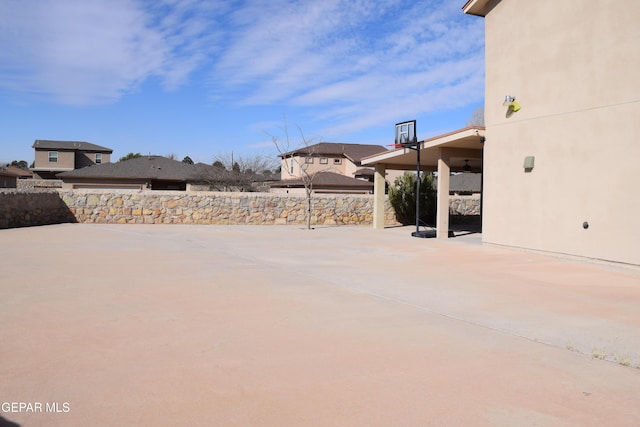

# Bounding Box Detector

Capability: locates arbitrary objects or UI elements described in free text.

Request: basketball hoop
[394,120,426,238]
[395,120,417,148]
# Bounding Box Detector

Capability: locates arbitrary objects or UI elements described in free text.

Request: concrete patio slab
[1,224,639,426]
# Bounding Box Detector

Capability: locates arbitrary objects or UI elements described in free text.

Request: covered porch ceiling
[362,126,485,172]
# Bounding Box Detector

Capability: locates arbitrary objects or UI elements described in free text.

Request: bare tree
[466,105,485,127]
[270,124,334,230]
[192,162,231,191]
[209,152,279,192]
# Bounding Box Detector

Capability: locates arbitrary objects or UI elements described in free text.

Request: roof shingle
[58,156,207,181]
[33,140,113,153]
[280,143,387,163]
[270,171,373,188]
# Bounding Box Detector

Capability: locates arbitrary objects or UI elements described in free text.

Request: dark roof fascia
[57,156,195,180]
[32,140,113,153]
[280,142,387,160]
[270,172,373,188]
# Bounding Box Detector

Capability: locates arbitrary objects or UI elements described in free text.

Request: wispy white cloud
[0,0,484,139]
[0,0,220,104]
[210,0,484,136]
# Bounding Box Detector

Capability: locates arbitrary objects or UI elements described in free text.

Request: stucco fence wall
[0,190,480,229]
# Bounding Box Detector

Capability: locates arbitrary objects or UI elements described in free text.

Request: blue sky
[0,0,484,165]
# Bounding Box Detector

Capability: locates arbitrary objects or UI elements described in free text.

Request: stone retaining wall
[0,190,481,229]
[58,190,400,226]
[0,190,76,228]
[449,194,481,216]
[17,179,63,191]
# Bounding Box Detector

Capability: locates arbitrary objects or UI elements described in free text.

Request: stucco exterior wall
[75,151,111,168]
[481,0,640,265]
[0,175,17,188]
[34,150,75,169]
[61,179,147,190]
[281,155,348,179]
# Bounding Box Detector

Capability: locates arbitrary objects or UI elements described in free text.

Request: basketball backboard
[395,120,416,147]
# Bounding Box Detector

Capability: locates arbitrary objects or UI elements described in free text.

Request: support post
[436,148,451,239]
[415,146,421,235]
[372,163,387,229]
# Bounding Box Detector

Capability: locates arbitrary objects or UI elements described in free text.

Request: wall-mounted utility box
[523,156,535,170]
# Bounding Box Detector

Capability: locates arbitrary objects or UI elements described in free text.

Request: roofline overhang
[361,126,485,166]
[462,0,494,17]
[34,148,113,153]
[60,176,190,181]
[31,167,75,172]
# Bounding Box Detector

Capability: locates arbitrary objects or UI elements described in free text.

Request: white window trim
[48,151,58,163]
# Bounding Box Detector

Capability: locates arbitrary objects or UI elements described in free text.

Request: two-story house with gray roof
[271,142,395,194]
[31,140,113,179]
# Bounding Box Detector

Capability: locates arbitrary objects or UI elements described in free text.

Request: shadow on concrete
[0,191,77,229]
[0,416,20,427]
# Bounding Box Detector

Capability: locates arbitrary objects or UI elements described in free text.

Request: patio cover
[361,126,485,238]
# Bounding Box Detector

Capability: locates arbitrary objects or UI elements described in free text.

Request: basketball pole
[408,134,422,238]
[396,120,425,238]
[414,139,420,236]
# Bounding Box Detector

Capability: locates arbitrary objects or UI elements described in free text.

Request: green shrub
[389,173,437,226]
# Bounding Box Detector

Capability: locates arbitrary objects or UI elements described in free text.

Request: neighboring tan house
[461,0,640,266]
[279,142,387,180]
[31,140,113,179]
[272,142,393,194]
[0,166,32,188]
[58,155,222,191]
[270,171,375,194]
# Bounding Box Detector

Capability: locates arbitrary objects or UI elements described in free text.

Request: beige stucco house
[280,142,387,178]
[31,140,113,179]
[463,0,640,266]
[0,166,32,188]
[272,142,399,194]
[366,1,639,266]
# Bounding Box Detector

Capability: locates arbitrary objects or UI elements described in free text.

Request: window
[290,158,294,174]
[305,157,314,164]
[48,151,58,163]
[319,157,328,164]
[334,158,342,165]
[95,153,102,164]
